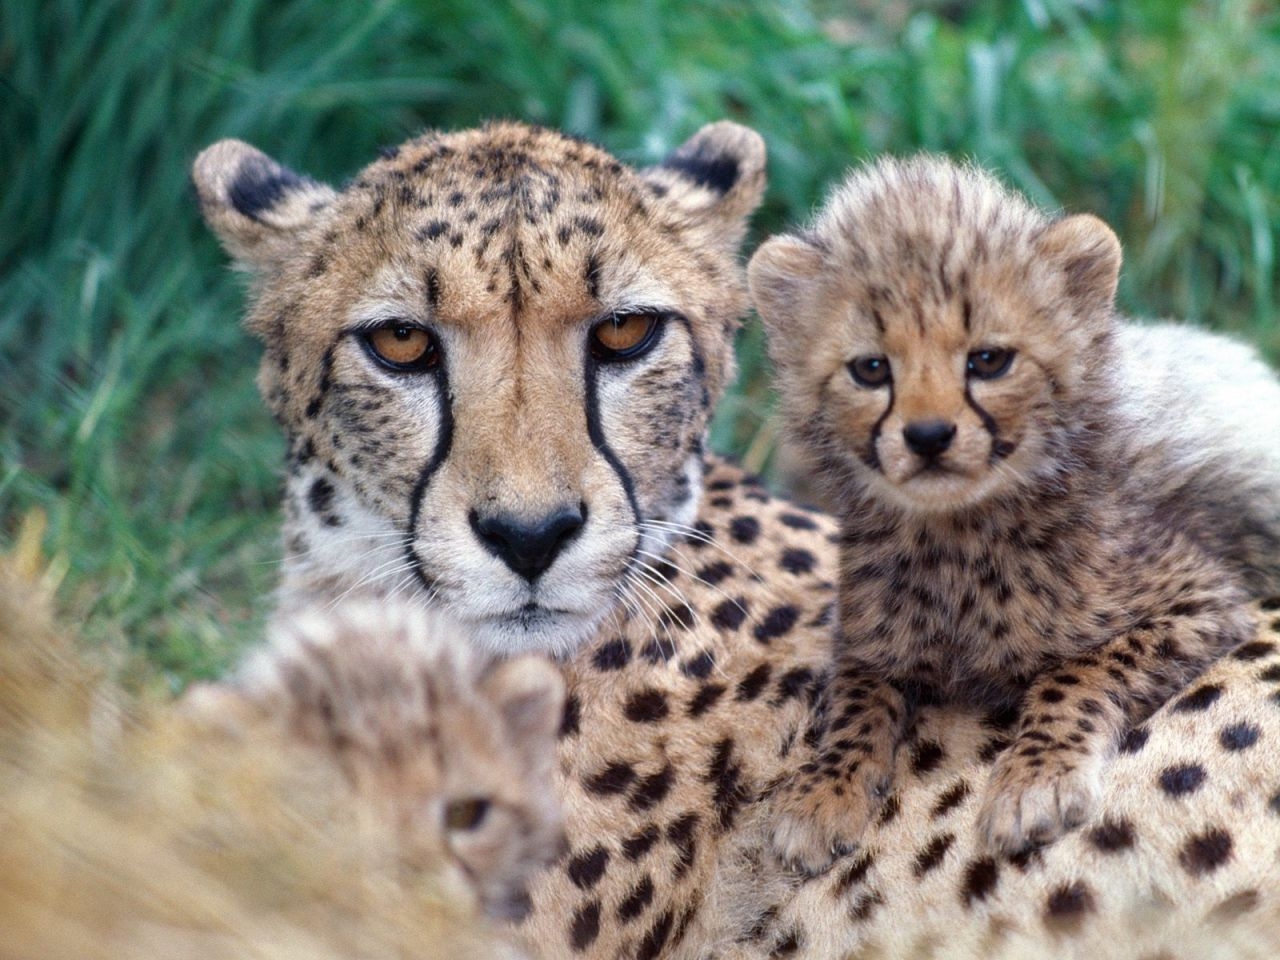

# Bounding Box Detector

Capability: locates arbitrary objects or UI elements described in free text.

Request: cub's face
[194,122,765,655]
[749,157,1121,514]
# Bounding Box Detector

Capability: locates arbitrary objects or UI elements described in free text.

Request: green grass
[2,0,1277,683]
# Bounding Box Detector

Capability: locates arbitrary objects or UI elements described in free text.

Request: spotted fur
[193,129,1280,958]
[749,155,1280,866]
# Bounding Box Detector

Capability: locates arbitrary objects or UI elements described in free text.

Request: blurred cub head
[749,156,1121,513]
[189,601,566,922]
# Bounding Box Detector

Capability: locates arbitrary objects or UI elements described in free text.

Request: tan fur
[0,533,559,959]
[749,155,1280,866]
[191,127,1280,959]
[193,120,766,657]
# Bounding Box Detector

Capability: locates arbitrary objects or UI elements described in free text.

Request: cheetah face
[750,157,1122,514]
[194,122,765,654]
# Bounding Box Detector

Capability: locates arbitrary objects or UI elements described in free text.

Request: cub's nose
[469,504,586,582]
[903,420,957,458]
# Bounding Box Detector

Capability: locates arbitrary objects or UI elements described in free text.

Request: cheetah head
[194,122,765,654]
[749,156,1122,514]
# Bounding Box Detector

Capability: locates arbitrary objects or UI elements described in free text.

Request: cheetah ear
[1036,214,1122,318]
[641,121,767,245]
[480,656,566,753]
[192,139,336,270]
[747,233,826,368]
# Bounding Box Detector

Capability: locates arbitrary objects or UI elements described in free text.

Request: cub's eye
[444,796,490,831]
[967,347,1015,380]
[848,355,891,388]
[365,323,439,372]
[590,312,661,362]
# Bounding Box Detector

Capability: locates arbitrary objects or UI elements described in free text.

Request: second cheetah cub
[749,156,1280,868]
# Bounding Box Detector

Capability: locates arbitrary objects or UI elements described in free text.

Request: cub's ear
[1035,213,1121,317]
[641,121,767,246]
[192,139,336,270]
[480,656,566,756]
[747,233,826,365]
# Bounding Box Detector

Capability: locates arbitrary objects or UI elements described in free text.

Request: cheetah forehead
[814,156,1051,278]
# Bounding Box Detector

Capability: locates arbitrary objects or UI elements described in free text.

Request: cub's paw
[977,749,1101,855]
[769,760,892,873]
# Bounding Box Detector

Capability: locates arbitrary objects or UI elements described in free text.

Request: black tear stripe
[864,380,895,471]
[304,344,337,419]
[963,382,1002,459]
[405,359,455,593]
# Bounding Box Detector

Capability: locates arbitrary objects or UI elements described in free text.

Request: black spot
[585,761,637,795]
[698,560,734,585]
[773,667,814,705]
[707,737,748,831]
[832,851,875,895]
[575,215,604,237]
[711,597,748,631]
[629,764,675,812]
[912,833,954,876]
[1172,684,1222,712]
[1178,828,1233,876]
[1158,763,1207,797]
[729,515,760,544]
[624,689,670,723]
[617,875,655,923]
[623,825,660,861]
[681,649,716,679]
[570,899,602,951]
[736,664,772,701]
[770,930,801,957]
[660,603,696,631]
[307,476,342,527]
[1262,664,1280,683]
[1269,790,1280,816]
[566,846,610,890]
[666,812,700,878]
[848,890,884,923]
[1219,722,1261,751]
[1045,881,1094,926]
[228,154,306,221]
[779,511,819,531]
[1233,641,1275,661]
[1087,818,1136,852]
[876,792,901,826]
[636,910,674,960]
[911,740,946,775]
[1039,687,1065,704]
[961,857,999,906]
[559,694,581,738]
[592,637,632,671]
[418,219,449,241]
[931,781,970,818]
[754,605,799,644]
[662,149,741,194]
[1118,726,1150,754]
[780,548,817,575]
[689,683,726,716]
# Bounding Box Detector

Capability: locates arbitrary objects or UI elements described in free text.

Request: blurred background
[2,0,1277,682]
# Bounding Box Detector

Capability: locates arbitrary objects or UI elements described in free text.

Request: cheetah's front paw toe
[977,752,1101,855]
[768,763,890,873]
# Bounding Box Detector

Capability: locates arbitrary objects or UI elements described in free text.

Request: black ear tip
[662,121,765,195]
[228,153,307,222]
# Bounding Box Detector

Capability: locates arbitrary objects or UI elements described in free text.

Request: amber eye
[365,323,438,371]
[848,355,891,388]
[590,312,661,361]
[967,347,1015,380]
[444,796,491,831]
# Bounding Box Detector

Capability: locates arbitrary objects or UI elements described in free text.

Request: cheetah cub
[748,155,1280,868]
[190,600,569,923]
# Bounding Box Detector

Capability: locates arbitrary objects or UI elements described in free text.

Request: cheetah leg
[977,602,1255,855]
[769,673,907,872]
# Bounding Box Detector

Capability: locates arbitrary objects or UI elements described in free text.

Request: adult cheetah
[193,122,1280,958]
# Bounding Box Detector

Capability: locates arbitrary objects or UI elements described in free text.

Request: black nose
[903,420,956,458]
[469,504,586,582]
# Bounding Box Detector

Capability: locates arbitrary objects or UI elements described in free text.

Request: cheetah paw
[768,763,890,873]
[977,752,1101,855]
